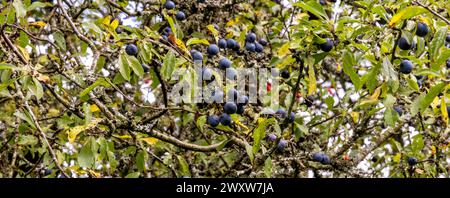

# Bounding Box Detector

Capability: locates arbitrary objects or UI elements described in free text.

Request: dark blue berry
[245,42,255,52]
[255,42,264,53]
[398,37,412,50]
[207,44,219,56]
[416,22,428,37]
[259,39,268,46]
[176,11,186,21]
[246,32,257,43]
[218,39,227,48]
[276,109,286,118]
[277,139,287,151]
[226,39,236,49]
[219,58,232,69]
[393,106,403,116]
[288,112,295,123]
[142,64,150,73]
[236,104,245,114]
[191,50,203,61]
[407,157,418,166]
[164,0,175,10]
[125,44,138,56]
[400,60,413,74]
[320,38,333,52]
[312,153,324,162]
[219,113,232,126]
[267,134,277,142]
[207,115,220,127]
[224,102,238,114]
[281,70,290,79]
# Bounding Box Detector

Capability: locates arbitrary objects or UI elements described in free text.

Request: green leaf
[343,51,362,91]
[53,31,66,51]
[215,139,231,152]
[196,115,206,133]
[13,0,26,19]
[163,13,177,36]
[384,107,399,126]
[14,110,36,129]
[79,77,111,98]
[119,54,131,81]
[27,1,52,11]
[429,26,448,62]
[0,77,19,92]
[364,62,381,93]
[149,68,160,89]
[431,48,450,70]
[383,94,397,108]
[245,141,254,164]
[138,43,153,64]
[410,93,425,116]
[126,55,144,78]
[293,1,329,20]
[381,57,399,93]
[176,155,191,177]
[389,6,428,26]
[406,75,420,92]
[418,82,446,114]
[411,134,424,153]
[32,77,43,100]
[186,38,210,46]
[18,135,38,146]
[18,31,30,47]
[253,119,267,154]
[136,150,147,172]
[161,51,176,80]
[125,172,140,178]
[0,63,16,70]
[264,157,273,178]
[78,143,95,168]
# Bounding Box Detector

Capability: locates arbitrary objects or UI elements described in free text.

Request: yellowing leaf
[226,18,238,27]
[90,104,100,112]
[141,137,159,145]
[88,170,101,178]
[235,119,249,131]
[186,38,209,46]
[415,168,424,174]
[16,45,30,62]
[389,6,428,27]
[110,19,119,30]
[441,97,448,126]
[350,111,359,123]
[358,86,382,106]
[431,145,436,155]
[307,65,316,96]
[336,63,342,72]
[36,74,50,83]
[175,38,189,55]
[102,16,112,26]
[431,96,440,109]
[369,86,382,100]
[113,134,132,139]
[30,21,46,28]
[67,125,87,143]
[207,24,219,40]
[393,153,401,163]
[277,42,291,57]
[67,119,101,143]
